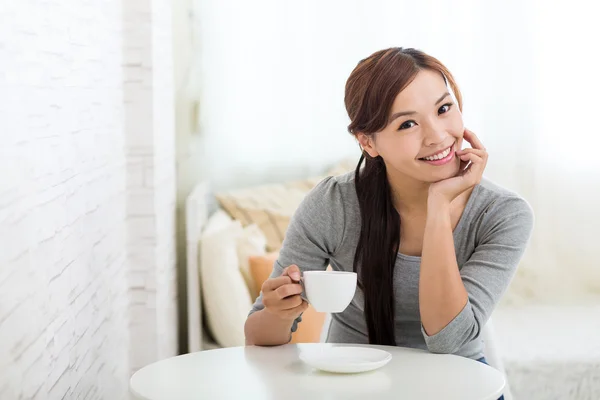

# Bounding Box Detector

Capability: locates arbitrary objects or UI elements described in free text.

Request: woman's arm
[419,194,534,354]
[244,266,306,346]
[244,176,346,346]
[419,199,468,337]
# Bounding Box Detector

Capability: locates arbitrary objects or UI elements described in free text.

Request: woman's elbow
[426,340,463,354]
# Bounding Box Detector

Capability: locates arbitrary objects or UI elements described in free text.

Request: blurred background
[1,0,599,399]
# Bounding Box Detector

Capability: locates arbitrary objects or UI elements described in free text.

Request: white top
[130,343,505,400]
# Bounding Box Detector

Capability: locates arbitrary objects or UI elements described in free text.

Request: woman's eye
[439,103,453,114]
[398,121,416,130]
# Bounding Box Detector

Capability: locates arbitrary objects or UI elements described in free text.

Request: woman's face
[359,69,464,183]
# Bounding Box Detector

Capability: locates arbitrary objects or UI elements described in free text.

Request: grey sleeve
[247,176,346,332]
[422,195,534,354]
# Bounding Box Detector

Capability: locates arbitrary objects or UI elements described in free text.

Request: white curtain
[193,0,600,302]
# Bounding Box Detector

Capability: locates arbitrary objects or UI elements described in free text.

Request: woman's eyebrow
[388,92,451,124]
[435,92,451,105]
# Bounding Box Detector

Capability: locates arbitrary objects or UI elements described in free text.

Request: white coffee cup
[301,271,357,313]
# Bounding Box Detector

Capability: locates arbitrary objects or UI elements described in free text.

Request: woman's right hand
[261,264,308,321]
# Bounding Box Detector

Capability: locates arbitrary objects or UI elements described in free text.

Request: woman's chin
[424,161,461,182]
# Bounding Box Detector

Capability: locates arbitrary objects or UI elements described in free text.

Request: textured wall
[124,0,178,373]
[0,0,177,398]
[0,1,130,398]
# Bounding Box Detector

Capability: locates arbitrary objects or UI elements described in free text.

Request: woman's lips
[419,144,455,166]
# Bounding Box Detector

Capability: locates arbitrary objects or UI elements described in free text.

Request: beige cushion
[215,178,322,251]
[200,210,252,348]
[236,224,267,299]
[216,159,359,251]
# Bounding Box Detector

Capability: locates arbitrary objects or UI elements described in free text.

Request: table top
[130,343,505,400]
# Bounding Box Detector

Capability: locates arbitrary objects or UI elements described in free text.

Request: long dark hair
[344,47,463,345]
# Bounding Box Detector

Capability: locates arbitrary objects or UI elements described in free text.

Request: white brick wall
[151,0,178,362]
[123,0,178,374]
[0,0,177,398]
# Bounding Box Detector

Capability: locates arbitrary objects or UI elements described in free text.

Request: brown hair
[344,47,462,345]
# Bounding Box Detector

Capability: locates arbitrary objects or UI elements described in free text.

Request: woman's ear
[356,133,379,158]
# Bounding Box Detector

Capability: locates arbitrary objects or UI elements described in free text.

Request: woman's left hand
[428,128,488,205]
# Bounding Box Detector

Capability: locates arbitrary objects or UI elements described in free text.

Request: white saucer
[299,346,392,374]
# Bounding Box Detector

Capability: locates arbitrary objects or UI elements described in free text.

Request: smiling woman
[345,48,493,345]
[245,48,532,400]
[352,70,466,184]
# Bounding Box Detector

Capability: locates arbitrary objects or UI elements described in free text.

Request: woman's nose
[423,125,448,146]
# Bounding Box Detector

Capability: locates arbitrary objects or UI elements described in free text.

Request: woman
[244,47,533,394]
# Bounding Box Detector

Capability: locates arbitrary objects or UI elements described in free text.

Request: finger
[458,153,485,178]
[274,283,304,299]
[277,294,305,310]
[280,300,309,318]
[459,158,470,172]
[262,275,292,292]
[282,264,301,282]
[463,129,486,151]
[458,152,483,165]
[456,148,487,159]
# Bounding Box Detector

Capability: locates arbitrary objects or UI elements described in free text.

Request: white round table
[130,343,505,400]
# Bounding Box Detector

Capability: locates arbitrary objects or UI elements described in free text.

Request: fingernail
[291,272,300,280]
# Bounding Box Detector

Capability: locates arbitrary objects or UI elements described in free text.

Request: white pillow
[203,209,234,235]
[236,224,267,299]
[200,211,253,348]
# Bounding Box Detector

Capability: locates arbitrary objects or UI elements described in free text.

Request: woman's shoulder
[293,171,359,228]
[304,170,358,207]
[470,177,534,239]
[283,171,358,258]
[476,178,533,213]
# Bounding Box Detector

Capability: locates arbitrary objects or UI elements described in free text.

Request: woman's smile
[418,143,455,166]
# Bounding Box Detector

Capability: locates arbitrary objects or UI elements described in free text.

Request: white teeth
[423,146,451,161]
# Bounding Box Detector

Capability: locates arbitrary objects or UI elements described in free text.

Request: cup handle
[298,276,309,303]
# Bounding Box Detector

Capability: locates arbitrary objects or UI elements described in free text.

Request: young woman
[244,48,533,395]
